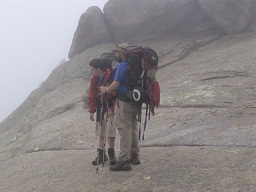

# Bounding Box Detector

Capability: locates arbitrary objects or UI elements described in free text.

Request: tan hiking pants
[115,100,140,162]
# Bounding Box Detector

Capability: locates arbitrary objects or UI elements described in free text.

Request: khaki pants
[115,100,140,162]
[95,114,116,138]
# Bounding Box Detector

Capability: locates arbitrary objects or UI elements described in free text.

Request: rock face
[103,0,205,41]
[68,6,112,58]
[1,24,256,191]
[198,0,256,34]
[1,1,256,191]
[68,0,256,58]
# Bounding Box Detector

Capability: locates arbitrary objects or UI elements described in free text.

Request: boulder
[197,0,256,34]
[103,0,205,41]
[68,0,256,58]
[68,6,112,58]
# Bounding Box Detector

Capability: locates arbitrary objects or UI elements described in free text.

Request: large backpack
[126,46,160,140]
[100,52,118,85]
[99,52,114,70]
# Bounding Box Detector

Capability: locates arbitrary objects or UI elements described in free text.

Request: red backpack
[147,78,160,115]
[126,46,160,139]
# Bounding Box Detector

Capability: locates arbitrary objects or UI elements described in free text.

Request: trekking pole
[96,93,104,174]
[96,147,99,174]
[142,103,149,140]
[139,119,142,140]
[96,130,100,174]
[102,93,108,168]
[138,104,142,140]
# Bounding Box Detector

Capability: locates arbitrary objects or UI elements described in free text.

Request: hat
[114,43,129,53]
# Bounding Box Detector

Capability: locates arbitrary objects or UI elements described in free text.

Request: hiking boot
[109,161,132,171]
[108,148,117,165]
[92,148,108,165]
[130,152,140,165]
[129,158,141,165]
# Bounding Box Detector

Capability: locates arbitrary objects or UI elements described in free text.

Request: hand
[99,86,107,94]
[89,113,95,121]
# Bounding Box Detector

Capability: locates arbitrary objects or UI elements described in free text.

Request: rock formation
[198,0,256,34]
[68,0,256,58]
[68,6,112,58]
[1,0,256,191]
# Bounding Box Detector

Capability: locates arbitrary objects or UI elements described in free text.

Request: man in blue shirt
[100,43,140,171]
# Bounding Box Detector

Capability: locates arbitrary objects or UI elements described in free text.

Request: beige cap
[115,43,129,53]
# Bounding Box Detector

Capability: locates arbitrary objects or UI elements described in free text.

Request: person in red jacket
[88,58,117,165]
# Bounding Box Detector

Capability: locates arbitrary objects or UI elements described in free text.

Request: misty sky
[0,0,108,122]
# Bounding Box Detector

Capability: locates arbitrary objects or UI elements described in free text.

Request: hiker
[88,58,117,166]
[100,43,140,171]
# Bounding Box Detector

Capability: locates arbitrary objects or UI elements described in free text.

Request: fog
[0,0,108,122]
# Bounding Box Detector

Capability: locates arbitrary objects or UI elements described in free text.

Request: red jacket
[88,68,115,114]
